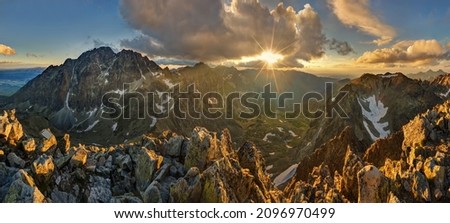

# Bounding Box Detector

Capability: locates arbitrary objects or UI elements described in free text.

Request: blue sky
[1,0,450,76]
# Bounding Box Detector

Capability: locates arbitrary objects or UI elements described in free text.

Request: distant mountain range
[0,68,44,96]
[407,69,447,80]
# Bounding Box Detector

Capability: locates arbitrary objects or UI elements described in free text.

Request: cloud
[328,0,396,45]
[120,0,331,66]
[0,44,16,56]
[328,38,354,55]
[357,39,449,65]
[26,53,43,58]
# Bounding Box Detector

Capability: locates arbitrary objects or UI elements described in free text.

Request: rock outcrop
[0,112,280,202]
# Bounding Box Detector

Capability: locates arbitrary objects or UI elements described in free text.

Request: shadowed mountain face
[295,73,445,162]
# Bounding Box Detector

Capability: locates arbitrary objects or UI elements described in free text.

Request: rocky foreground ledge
[0,110,282,202]
[2,102,450,203]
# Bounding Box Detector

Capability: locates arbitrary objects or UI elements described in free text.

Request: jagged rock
[7,152,26,168]
[412,170,431,202]
[403,116,428,148]
[357,165,388,203]
[170,167,202,202]
[88,176,112,203]
[423,157,446,198]
[50,190,76,203]
[22,138,36,153]
[184,127,216,171]
[364,131,404,168]
[62,134,71,154]
[201,157,254,203]
[40,131,57,153]
[142,181,162,203]
[3,170,45,203]
[164,136,184,157]
[70,148,88,168]
[129,146,163,194]
[32,154,55,185]
[0,111,12,139]
[111,195,142,203]
[0,110,23,145]
[54,154,71,169]
[341,146,364,201]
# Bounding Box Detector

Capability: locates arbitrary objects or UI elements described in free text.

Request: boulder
[7,152,26,168]
[22,138,36,153]
[88,176,112,203]
[164,136,184,157]
[40,131,57,153]
[32,154,55,185]
[129,146,163,194]
[70,148,88,168]
[357,165,388,203]
[184,127,218,171]
[3,170,45,203]
[170,167,202,202]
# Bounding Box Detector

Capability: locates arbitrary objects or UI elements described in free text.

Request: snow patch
[150,116,157,128]
[288,130,298,137]
[439,89,450,98]
[265,165,273,171]
[83,120,100,132]
[273,164,299,187]
[276,127,284,133]
[269,152,275,156]
[112,122,118,132]
[357,95,390,141]
[163,79,177,88]
[381,74,398,78]
[263,133,276,143]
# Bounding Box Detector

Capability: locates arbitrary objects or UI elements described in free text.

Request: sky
[1,0,450,76]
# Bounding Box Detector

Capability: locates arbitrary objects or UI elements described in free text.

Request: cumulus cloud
[0,44,16,56]
[328,0,396,46]
[120,0,344,67]
[357,39,450,65]
[328,38,354,55]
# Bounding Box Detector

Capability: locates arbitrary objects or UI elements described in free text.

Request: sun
[258,51,284,66]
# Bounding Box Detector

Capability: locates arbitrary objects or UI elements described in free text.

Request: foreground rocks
[2,99,450,203]
[0,112,280,203]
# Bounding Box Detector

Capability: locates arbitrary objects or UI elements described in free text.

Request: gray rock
[164,136,184,157]
[88,176,112,203]
[142,181,162,203]
[3,170,45,203]
[7,152,25,168]
[51,190,77,203]
[129,147,163,194]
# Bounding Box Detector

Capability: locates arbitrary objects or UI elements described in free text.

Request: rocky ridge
[284,100,450,202]
[3,98,450,202]
[1,110,281,203]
